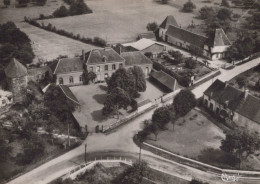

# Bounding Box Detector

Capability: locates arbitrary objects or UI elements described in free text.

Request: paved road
[8,57,260,184]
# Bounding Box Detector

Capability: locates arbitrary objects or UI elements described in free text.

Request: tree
[53,6,69,17]
[161,0,169,4]
[102,87,131,118]
[236,76,248,88]
[149,122,160,141]
[199,6,216,20]
[146,22,158,32]
[113,161,149,184]
[185,57,197,69]
[127,66,146,93]
[106,68,136,98]
[152,106,171,128]
[183,0,196,13]
[44,84,75,121]
[0,137,12,161]
[4,0,10,7]
[69,0,92,15]
[18,0,30,5]
[173,89,197,116]
[221,0,230,7]
[220,128,260,169]
[217,8,232,21]
[188,45,204,60]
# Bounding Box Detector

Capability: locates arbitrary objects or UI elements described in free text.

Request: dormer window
[102,56,107,62]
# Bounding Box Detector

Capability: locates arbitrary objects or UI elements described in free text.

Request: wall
[56,72,83,86]
[167,36,190,50]
[86,62,125,82]
[7,76,28,102]
[159,28,167,41]
[233,113,260,133]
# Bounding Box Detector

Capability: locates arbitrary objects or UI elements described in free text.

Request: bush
[185,58,197,69]
[69,0,92,15]
[183,0,196,12]
[93,37,107,47]
[53,6,69,17]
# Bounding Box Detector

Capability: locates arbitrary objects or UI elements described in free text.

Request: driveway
[8,57,260,184]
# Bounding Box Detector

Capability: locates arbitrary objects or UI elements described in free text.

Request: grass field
[146,109,225,158]
[16,22,97,63]
[39,0,203,44]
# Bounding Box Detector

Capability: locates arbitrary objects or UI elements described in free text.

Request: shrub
[69,0,92,15]
[53,6,69,17]
[183,0,196,12]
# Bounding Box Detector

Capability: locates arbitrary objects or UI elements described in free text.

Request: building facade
[203,79,260,132]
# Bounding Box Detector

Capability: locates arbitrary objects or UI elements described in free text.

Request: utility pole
[67,112,70,147]
[85,143,87,163]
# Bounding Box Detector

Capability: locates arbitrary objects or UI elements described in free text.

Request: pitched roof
[159,15,178,29]
[53,57,84,75]
[208,28,231,47]
[4,58,28,78]
[150,70,178,91]
[122,38,163,51]
[138,32,156,40]
[204,79,260,124]
[121,51,152,66]
[59,85,80,105]
[28,66,52,76]
[141,43,165,53]
[85,48,125,65]
[166,25,208,48]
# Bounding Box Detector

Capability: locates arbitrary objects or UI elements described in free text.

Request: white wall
[56,72,83,86]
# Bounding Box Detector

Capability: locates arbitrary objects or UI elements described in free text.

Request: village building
[122,38,166,59]
[203,79,260,132]
[52,57,84,86]
[4,58,28,102]
[121,51,153,77]
[159,15,231,60]
[27,65,53,83]
[137,32,156,40]
[84,48,125,82]
[150,70,179,92]
[59,85,80,108]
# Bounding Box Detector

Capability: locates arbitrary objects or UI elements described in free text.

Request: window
[89,67,93,72]
[119,63,123,68]
[79,75,83,82]
[59,77,63,84]
[69,76,74,84]
[105,65,108,71]
[112,64,116,70]
[96,66,100,72]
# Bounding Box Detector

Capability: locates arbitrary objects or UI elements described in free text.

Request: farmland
[39,0,203,44]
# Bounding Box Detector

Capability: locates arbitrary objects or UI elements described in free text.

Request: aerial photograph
[0,0,260,183]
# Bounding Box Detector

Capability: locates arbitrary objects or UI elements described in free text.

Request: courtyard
[70,79,165,132]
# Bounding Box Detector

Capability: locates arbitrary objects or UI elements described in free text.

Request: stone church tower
[4,58,28,102]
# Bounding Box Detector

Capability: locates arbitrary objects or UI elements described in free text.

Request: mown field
[39,0,203,44]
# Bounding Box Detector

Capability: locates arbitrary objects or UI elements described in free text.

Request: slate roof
[207,28,231,47]
[166,25,208,48]
[59,85,80,105]
[159,15,178,29]
[85,48,125,65]
[5,58,28,78]
[150,70,178,91]
[142,43,165,53]
[121,51,152,66]
[204,79,260,124]
[53,57,84,75]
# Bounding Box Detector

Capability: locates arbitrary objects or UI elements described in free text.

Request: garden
[229,64,260,98]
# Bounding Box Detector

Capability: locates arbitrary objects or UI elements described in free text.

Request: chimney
[244,89,249,99]
[82,49,85,61]
[102,56,107,62]
[225,81,228,88]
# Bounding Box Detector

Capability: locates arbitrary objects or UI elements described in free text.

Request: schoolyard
[70,79,165,132]
[40,0,203,44]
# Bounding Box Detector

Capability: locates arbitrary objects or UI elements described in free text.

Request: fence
[102,99,160,133]
[141,141,260,178]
